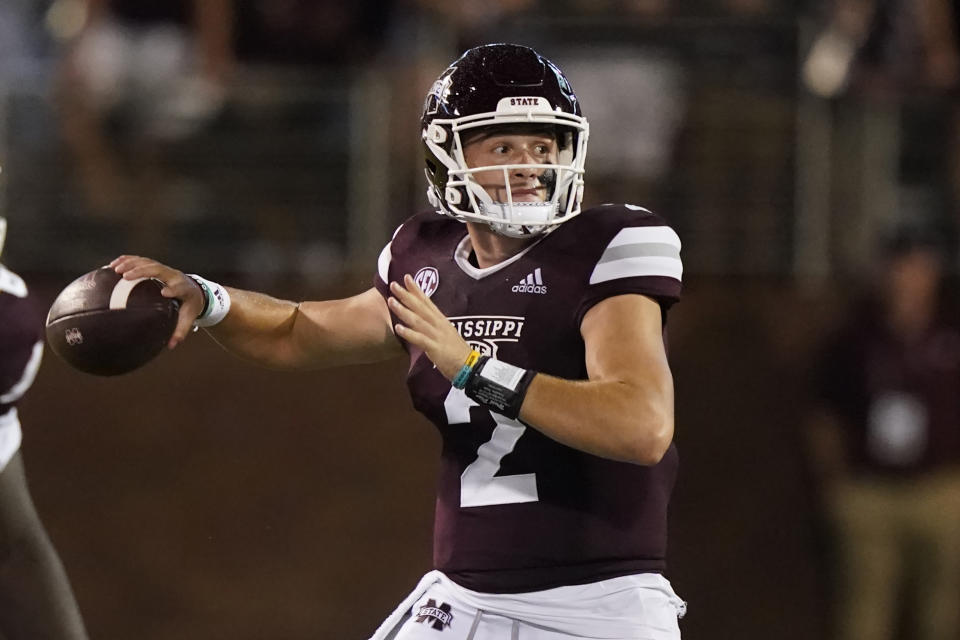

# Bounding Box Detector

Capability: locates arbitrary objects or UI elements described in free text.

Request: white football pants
[370,570,685,640]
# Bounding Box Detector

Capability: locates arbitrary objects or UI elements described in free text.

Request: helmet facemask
[424,102,588,238]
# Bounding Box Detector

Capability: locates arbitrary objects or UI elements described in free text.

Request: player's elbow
[622,401,674,465]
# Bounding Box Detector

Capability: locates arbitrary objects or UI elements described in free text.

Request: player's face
[462,132,559,203]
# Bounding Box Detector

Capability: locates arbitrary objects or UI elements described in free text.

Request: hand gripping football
[45,267,179,376]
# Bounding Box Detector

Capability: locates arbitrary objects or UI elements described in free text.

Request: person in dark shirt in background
[807,226,960,640]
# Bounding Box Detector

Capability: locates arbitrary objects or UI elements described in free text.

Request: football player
[113,43,686,639]
[0,215,89,639]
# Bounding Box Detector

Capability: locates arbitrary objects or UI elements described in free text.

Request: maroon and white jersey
[374,204,682,594]
[0,265,44,471]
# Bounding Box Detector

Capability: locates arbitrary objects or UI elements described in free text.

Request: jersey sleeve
[574,207,683,326]
[373,220,422,355]
[0,266,44,472]
[373,222,409,299]
[373,239,392,298]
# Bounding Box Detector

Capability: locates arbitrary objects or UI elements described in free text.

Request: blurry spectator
[56,0,234,254]
[802,0,959,275]
[806,226,960,640]
[804,0,958,98]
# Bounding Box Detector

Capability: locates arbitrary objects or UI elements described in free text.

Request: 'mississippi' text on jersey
[374,204,682,594]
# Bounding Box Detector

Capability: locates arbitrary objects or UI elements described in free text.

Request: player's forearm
[203,288,306,368]
[518,374,674,465]
[206,288,399,370]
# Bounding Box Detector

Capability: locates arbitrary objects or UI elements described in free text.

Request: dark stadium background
[3,1,958,638]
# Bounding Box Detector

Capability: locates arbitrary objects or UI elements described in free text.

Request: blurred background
[2,0,959,638]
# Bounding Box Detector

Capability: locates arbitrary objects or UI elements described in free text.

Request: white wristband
[187,274,231,327]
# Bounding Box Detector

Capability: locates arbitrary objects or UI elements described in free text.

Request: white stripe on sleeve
[377,241,392,284]
[589,226,683,284]
[606,225,680,248]
[376,223,405,285]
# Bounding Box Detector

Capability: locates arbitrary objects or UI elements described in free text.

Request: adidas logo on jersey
[512,268,547,294]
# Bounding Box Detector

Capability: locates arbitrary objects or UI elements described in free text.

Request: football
[45,267,179,376]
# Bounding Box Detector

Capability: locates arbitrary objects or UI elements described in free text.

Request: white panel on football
[108,276,148,310]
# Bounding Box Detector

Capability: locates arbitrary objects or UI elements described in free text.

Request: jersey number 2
[444,387,539,508]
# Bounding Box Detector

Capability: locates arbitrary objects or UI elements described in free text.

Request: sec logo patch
[414,267,440,298]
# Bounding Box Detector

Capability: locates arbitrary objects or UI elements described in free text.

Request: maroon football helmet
[421,44,589,237]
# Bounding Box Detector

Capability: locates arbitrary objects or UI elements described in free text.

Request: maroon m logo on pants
[415,599,453,630]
